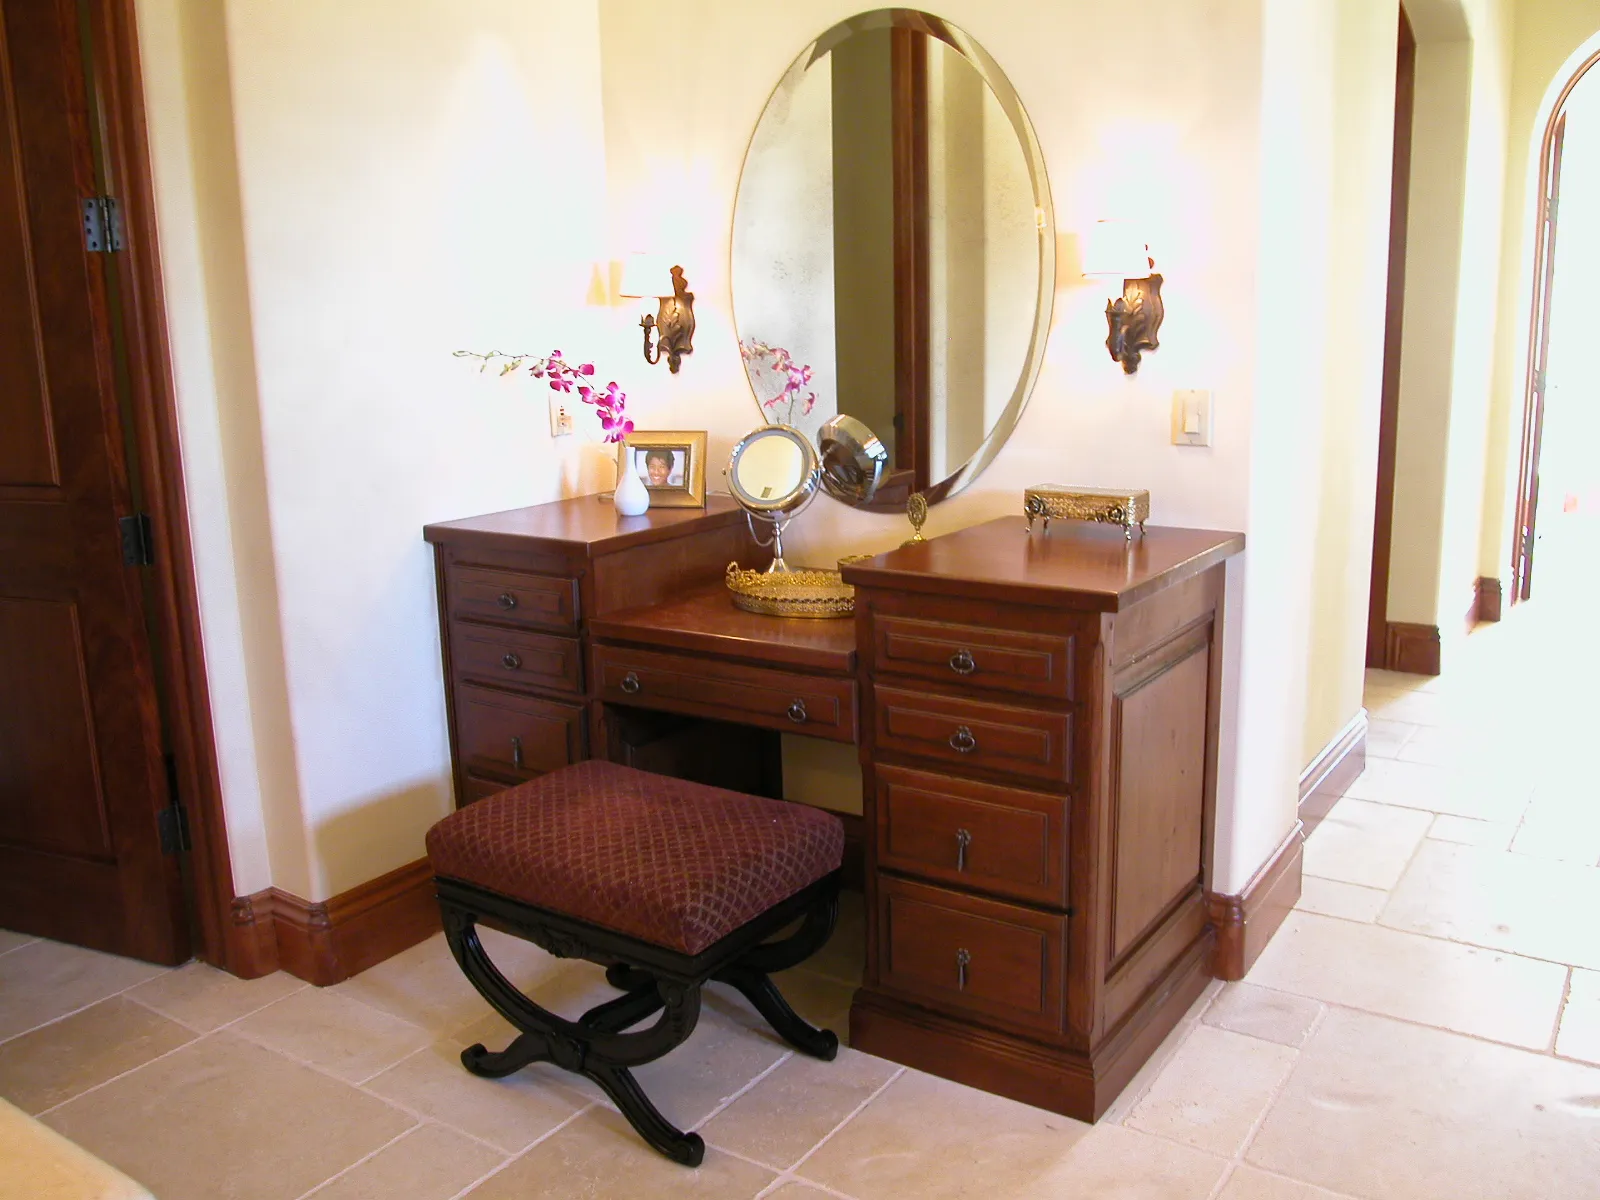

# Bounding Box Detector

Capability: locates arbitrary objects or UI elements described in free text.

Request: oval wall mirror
[731,8,1055,510]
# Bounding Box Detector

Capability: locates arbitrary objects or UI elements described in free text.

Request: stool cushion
[425,761,844,955]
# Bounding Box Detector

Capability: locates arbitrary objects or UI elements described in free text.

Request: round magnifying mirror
[728,425,820,573]
[817,415,887,506]
[728,425,818,512]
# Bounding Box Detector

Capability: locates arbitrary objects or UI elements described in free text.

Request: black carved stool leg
[605,962,655,992]
[461,1030,549,1078]
[585,1062,705,1167]
[712,885,841,1059]
[440,902,709,1166]
[714,963,838,1060]
[581,984,665,1034]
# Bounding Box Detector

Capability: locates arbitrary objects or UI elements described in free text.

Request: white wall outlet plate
[549,396,575,437]
[1171,389,1213,447]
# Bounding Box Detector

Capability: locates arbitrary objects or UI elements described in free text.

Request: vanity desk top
[589,582,856,676]
[842,517,1245,610]
[423,494,747,558]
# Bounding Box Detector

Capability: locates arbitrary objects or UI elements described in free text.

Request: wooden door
[0,0,190,963]
[1367,4,1416,666]
[1513,112,1568,602]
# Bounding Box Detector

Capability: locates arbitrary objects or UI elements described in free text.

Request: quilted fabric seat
[425,760,844,955]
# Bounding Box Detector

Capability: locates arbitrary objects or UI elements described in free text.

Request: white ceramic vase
[613,459,651,517]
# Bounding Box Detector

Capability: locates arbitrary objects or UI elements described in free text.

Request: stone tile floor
[5,585,1600,1197]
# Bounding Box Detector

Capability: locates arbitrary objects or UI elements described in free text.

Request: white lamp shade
[1082,221,1152,279]
[618,252,678,298]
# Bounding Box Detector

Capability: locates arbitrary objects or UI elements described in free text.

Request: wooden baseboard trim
[1469,576,1502,628]
[1383,621,1441,675]
[224,858,440,986]
[1298,710,1367,833]
[1204,821,1303,982]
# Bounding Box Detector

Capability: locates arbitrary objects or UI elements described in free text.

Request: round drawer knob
[501,652,521,670]
[949,725,977,754]
[620,672,641,694]
[787,699,808,724]
[497,592,517,610]
[949,649,976,675]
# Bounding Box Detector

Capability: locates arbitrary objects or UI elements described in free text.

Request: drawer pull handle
[787,699,808,724]
[497,592,518,610]
[949,725,977,754]
[955,828,972,871]
[501,652,521,670]
[949,648,976,675]
[956,947,971,991]
[620,672,641,695]
[511,735,524,771]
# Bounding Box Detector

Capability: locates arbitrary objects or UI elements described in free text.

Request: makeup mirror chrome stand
[724,417,888,616]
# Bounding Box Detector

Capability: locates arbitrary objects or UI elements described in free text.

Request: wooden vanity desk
[841,516,1244,1122]
[427,496,1244,1123]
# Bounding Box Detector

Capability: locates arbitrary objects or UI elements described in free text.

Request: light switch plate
[1172,389,1213,447]
[549,396,575,437]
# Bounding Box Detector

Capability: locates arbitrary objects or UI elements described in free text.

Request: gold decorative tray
[725,562,855,619]
[1024,485,1150,539]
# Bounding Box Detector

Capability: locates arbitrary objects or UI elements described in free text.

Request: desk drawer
[877,765,1068,907]
[456,685,585,781]
[593,645,856,743]
[878,876,1064,1035]
[873,616,1074,701]
[873,686,1071,787]
[449,566,579,633]
[451,620,582,695]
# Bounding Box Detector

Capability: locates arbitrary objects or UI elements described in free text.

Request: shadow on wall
[312,780,453,899]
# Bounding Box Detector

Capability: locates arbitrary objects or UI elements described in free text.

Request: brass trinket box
[1024,485,1150,540]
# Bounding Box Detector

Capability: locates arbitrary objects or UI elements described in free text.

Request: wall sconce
[619,253,695,373]
[1082,221,1164,374]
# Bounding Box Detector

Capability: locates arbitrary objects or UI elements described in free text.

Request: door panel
[0,0,189,963]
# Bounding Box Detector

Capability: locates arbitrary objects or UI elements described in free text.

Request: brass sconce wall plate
[641,265,696,373]
[1105,273,1163,374]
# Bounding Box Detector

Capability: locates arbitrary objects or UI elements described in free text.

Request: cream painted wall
[593,0,1411,894]
[1384,0,1513,642]
[1302,0,1402,764]
[134,0,1411,904]
[1483,0,1600,585]
[139,0,616,899]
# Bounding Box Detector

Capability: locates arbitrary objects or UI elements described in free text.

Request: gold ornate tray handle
[725,562,855,619]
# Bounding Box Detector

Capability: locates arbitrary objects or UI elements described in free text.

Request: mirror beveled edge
[728,6,1057,511]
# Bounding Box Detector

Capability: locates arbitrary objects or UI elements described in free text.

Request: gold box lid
[1023,485,1150,532]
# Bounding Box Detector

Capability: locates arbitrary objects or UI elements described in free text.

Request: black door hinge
[158,753,190,855]
[157,804,191,854]
[119,513,154,566]
[82,195,124,253]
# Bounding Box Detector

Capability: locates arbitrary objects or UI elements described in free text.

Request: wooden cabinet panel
[876,765,1068,907]
[455,685,584,781]
[873,615,1074,701]
[873,685,1071,787]
[879,876,1065,1034]
[1109,641,1210,962]
[448,566,578,633]
[459,774,510,804]
[450,620,582,695]
[593,645,857,744]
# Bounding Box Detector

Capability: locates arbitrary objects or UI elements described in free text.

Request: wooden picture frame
[617,431,708,508]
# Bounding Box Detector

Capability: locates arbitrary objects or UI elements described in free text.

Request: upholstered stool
[425,760,845,1166]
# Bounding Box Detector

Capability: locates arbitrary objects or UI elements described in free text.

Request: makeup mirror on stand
[727,425,819,574]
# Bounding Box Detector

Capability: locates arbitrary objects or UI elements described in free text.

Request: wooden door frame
[86,0,237,970]
[1511,51,1600,604]
[1367,5,1417,667]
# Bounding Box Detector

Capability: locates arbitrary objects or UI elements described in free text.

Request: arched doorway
[1511,50,1600,603]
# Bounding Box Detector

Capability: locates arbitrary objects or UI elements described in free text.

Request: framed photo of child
[616,431,707,508]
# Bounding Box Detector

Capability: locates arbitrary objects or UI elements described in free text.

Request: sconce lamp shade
[1082,221,1152,280]
[619,252,678,299]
